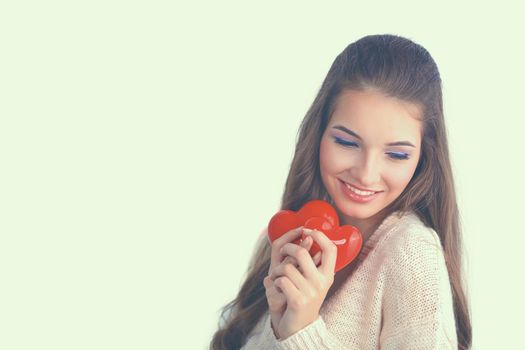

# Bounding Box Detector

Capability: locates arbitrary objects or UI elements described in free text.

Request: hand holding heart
[267,200,363,273]
[263,200,363,339]
[263,227,315,339]
[264,225,337,340]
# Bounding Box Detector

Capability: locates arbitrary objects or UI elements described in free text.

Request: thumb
[301,235,313,252]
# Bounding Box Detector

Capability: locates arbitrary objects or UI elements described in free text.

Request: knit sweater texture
[241,210,458,349]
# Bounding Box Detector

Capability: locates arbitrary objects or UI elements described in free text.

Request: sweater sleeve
[379,227,458,349]
[274,315,354,349]
[241,313,354,350]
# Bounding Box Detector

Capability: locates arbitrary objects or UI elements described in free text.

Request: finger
[263,275,273,289]
[297,236,313,273]
[271,228,310,270]
[272,226,304,247]
[301,235,313,252]
[280,236,313,270]
[281,255,298,268]
[313,251,322,266]
[274,276,300,305]
[310,230,337,275]
[264,275,285,296]
[270,239,311,282]
[264,276,286,312]
[269,262,309,291]
[279,241,318,280]
[270,227,303,268]
[264,275,283,294]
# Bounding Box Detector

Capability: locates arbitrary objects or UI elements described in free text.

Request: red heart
[267,199,363,273]
[267,200,338,244]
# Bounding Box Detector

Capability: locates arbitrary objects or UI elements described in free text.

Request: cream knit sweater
[241,210,458,349]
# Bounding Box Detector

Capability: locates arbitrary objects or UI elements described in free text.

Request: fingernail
[303,228,313,235]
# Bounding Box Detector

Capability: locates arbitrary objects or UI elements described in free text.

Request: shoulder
[380,211,444,260]
[378,212,458,345]
[378,211,453,306]
[377,211,450,296]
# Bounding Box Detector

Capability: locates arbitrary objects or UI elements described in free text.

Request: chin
[333,198,376,219]
[335,194,394,222]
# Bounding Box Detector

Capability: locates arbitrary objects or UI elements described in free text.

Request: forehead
[329,89,422,143]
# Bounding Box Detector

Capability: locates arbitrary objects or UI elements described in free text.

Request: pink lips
[339,179,380,204]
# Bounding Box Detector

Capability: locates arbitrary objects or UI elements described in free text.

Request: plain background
[1,1,524,349]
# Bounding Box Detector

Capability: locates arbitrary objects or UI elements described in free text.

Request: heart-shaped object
[267,199,363,273]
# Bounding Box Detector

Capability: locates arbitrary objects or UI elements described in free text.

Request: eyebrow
[332,125,416,148]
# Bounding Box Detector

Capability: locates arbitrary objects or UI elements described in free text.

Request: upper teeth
[345,183,376,196]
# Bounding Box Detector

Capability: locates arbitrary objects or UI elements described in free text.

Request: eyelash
[333,137,410,160]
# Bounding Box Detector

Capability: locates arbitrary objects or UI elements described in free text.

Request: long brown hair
[210,34,472,350]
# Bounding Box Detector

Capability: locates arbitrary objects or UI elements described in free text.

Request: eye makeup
[333,136,358,148]
[332,136,411,160]
[387,152,410,160]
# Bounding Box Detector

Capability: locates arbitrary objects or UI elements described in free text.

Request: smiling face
[319,89,423,235]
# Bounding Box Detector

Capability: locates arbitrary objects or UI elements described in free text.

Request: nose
[351,153,381,188]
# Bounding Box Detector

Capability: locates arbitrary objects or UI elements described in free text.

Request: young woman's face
[319,89,422,226]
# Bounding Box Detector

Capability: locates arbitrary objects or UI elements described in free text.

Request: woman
[210,34,472,349]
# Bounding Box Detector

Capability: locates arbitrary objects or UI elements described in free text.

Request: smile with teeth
[344,182,377,196]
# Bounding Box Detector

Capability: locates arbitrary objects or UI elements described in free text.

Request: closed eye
[333,136,358,148]
[333,136,410,160]
[387,152,410,160]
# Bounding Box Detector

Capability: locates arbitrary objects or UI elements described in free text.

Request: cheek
[386,161,419,192]
[319,138,342,173]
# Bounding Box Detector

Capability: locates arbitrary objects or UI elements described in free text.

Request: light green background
[1,1,523,349]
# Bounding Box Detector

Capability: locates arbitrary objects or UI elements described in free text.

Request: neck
[336,207,390,244]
